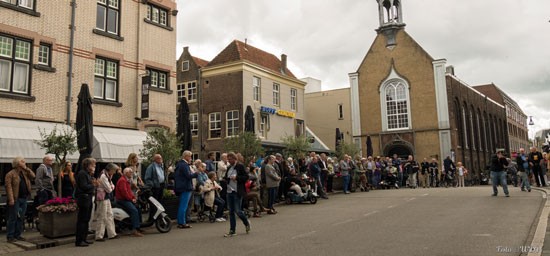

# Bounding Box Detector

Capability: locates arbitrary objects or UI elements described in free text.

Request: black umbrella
[366,135,373,157]
[335,128,342,149]
[177,97,192,153]
[244,105,255,133]
[76,83,93,169]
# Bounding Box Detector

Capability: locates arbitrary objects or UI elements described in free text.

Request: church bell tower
[376,0,406,48]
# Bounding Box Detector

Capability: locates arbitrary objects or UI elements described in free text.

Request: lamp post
[529,116,535,147]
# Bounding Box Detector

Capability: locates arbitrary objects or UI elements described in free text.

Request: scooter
[112,186,172,233]
[286,189,317,204]
[379,173,399,189]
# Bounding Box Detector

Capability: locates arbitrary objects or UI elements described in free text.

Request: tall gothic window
[383,79,409,130]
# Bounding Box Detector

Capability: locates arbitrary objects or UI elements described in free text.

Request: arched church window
[383,79,409,130]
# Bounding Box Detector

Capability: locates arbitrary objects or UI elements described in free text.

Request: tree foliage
[335,140,360,160]
[281,135,311,159]
[35,125,79,164]
[140,128,181,169]
[223,132,264,163]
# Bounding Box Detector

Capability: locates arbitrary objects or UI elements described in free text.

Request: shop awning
[0,118,79,163]
[92,126,147,163]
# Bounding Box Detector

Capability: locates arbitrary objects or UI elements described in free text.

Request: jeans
[491,171,509,195]
[267,187,278,209]
[533,166,546,186]
[520,171,531,190]
[342,175,350,193]
[117,200,141,230]
[177,191,192,225]
[7,198,27,239]
[214,197,225,218]
[313,174,326,196]
[226,192,249,232]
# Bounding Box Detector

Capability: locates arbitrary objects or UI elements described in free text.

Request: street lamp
[529,116,535,147]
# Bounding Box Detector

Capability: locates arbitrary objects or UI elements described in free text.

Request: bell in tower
[376,0,406,49]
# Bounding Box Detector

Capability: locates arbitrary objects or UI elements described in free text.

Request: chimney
[445,65,455,75]
[184,46,188,52]
[281,54,287,74]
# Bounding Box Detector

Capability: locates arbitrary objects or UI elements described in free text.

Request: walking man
[223,152,250,237]
[516,148,531,192]
[491,150,510,197]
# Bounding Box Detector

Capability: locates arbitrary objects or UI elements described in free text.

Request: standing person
[94,163,118,241]
[125,153,144,196]
[429,158,439,187]
[456,162,467,187]
[264,156,280,214]
[5,157,35,242]
[340,155,352,194]
[528,147,545,187]
[404,155,419,189]
[35,155,56,205]
[420,158,430,188]
[310,155,329,199]
[217,153,229,204]
[319,153,329,194]
[443,156,456,188]
[58,161,76,198]
[326,158,335,193]
[75,158,99,247]
[365,156,375,189]
[392,154,403,187]
[223,152,250,237]
[205,152,216,173]
[516,148,531,192]
[491,150,510,197]
[144,154,165,221]
[115,168,143,237]
[174,150,199,229]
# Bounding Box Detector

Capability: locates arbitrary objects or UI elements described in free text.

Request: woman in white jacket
[94,163,118,241]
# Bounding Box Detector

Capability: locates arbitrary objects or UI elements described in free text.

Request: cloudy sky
[176,0,550,139]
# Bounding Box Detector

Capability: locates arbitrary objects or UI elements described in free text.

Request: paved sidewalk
[0,227,96,254]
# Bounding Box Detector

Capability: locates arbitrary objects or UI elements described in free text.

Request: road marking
[406,197,416,202]
[388,205,396,208]
[292,231,316,239]
[332,219,354,226]
[364,210,379,217]
[422,193,429,196]
[472,234,492,237]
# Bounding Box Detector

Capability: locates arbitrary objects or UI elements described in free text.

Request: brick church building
[349,0,508,174]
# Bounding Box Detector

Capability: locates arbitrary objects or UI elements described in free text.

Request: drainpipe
[66,0,77,125]
[197,68,203,158]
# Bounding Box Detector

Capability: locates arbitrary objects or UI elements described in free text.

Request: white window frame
[290,88,297,111]
[259,113,269,138]
[190,113,198,136]
[209,112,221,139]
[182,60,189,71]
[187,81,197,102]
[94,57,118,101]
[380,77,411,131]
[272,83,280,106]
[226,110,239,138]
[37,44,50,66]
[0,34,31,94]
[253,76,261,102]
[147,68,168,89]
[177,83,185,100]
[96,0,119,35]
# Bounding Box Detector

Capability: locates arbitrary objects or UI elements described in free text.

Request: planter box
[38,211,77,238]
[163,197,179,220]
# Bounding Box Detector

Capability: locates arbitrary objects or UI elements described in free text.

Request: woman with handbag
[94,163,118,241]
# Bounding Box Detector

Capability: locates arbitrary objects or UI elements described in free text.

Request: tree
[281,135,311,159]
[140,128,181,170]
[35,125,79,196]
[223,132,264,163]
[335,140,360,160]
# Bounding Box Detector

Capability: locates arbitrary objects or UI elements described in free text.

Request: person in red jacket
[115,168,143,237]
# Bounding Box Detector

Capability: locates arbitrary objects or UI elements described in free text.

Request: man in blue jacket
[144,154,165,221]
[174,151,198,229]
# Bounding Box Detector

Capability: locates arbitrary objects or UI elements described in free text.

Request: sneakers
[215,218,227,222]
[505,194,510,197]
[246,224,251,234]
[224,231,236,237]
[131,230,144,237]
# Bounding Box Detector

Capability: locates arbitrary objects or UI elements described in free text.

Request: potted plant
[36,197,78,238]
[162,188,178,220]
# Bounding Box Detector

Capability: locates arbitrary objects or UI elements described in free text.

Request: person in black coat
[74,158,98,247]
[223,152,250,237]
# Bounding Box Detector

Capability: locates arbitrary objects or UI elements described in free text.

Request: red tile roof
[192,56,209,68]
[206,40,296,79]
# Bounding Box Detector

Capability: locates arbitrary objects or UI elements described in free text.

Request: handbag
[96,188,106,201]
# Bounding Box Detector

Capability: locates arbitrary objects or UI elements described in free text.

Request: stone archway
[383,140,414,159]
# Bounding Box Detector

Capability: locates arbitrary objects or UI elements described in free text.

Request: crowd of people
[4,145,550,245]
